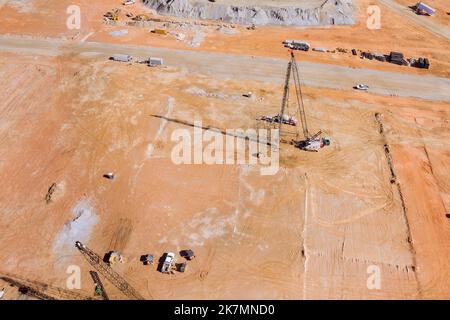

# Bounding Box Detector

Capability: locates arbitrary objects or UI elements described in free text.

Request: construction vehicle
[160,252,175,273]
[276,51,330,152]
[75,241,145,300]
[353,84,369,91]
[89,271,109,300]
[106,251,124,265]
[104,8,121,22]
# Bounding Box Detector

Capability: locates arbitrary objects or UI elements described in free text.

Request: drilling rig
[264,51,330,151]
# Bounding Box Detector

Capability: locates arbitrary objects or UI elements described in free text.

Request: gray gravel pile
[143,0,355,26]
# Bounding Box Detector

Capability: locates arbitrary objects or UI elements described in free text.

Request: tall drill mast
[280,51,310,139]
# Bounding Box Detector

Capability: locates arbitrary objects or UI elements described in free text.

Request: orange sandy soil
[0,0,448,77]
[0,50,448,299]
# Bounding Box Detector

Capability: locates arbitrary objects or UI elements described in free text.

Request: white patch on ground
[187,207,239,246]
[53,199,99,254]
[239,165,266,206]
[7,0,35,13]
[189,30,204,47]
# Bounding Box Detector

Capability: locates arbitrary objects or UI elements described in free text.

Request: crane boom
[0,273,96,300]
[75,241,145,300]
[279,60,292,133]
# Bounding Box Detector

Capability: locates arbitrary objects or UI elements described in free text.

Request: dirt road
[377,0,450,40]
[0,35,448,102]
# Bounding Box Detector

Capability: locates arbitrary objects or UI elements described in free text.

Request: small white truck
[161,252,175,273]
[123,0,136,5]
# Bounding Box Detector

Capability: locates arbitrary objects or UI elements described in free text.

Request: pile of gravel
[143,0,355,26]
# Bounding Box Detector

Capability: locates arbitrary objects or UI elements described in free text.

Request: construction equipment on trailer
[277,51,330,152]
[0,273,96,300]
[75,241,145,300]
[89,271,109,300]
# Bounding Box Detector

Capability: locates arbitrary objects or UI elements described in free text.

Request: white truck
[161,252,175,273]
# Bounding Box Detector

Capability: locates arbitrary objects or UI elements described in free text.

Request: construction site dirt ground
[0,0,449,300]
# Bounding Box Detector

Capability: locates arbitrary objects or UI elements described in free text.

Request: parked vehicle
[353,84,369,91]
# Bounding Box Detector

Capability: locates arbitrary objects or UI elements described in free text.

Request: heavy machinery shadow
[150,114,282,146]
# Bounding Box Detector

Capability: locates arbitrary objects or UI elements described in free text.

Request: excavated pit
[143,0,355,26]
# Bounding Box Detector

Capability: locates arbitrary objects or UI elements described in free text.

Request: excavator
[262,51,330,152]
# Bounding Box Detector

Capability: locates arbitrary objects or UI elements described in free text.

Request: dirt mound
[143,0,355,26]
